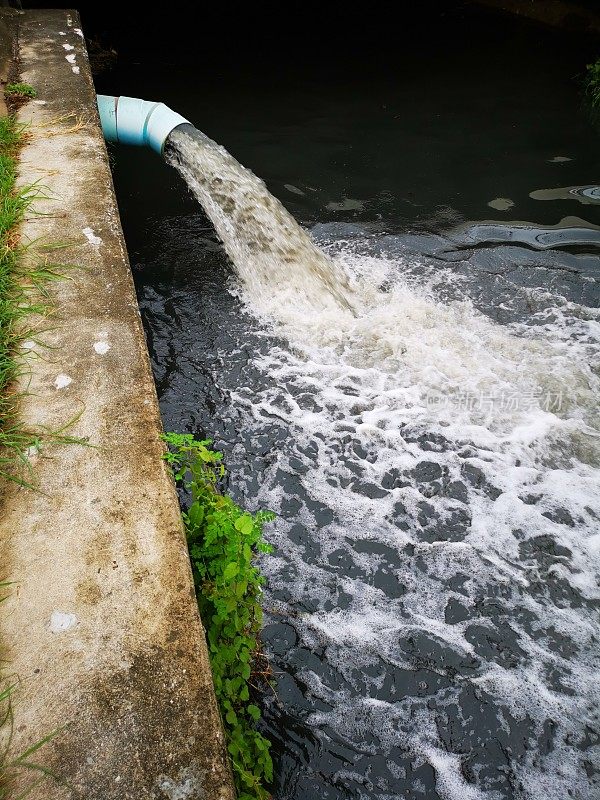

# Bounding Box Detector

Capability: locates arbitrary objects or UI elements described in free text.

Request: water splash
[162,125,600,800]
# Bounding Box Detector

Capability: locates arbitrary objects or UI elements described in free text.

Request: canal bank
[0,9,234,799]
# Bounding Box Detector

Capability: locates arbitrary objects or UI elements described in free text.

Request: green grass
[0,116,57,797]
[0,115,84,486]
[163,433,274,800]
[4,85,36,100]
[0,114,40,479]
[0,111,77,795]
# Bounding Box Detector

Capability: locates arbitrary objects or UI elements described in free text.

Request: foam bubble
[232,245,600,797]
[166,127,600,797]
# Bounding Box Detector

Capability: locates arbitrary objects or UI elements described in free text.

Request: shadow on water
[94,5,600,799]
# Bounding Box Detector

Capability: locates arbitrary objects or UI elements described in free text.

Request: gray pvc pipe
[97,95,189,154]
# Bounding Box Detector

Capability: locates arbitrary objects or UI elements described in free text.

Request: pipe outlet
[97,95,189,154]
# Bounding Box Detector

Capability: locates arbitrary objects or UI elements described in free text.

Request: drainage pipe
[97,95,189,154]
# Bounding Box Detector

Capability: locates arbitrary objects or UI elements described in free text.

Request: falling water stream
[161,124,600,799]
[165,126,356,312]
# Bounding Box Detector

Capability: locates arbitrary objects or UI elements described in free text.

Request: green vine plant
[162,432,274,800]
[585,57,600,110]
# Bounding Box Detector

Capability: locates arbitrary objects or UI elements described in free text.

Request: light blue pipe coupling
[97,95,189,154]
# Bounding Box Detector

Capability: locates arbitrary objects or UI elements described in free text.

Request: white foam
[238,247,600,797]
[423,749,485,800]
[167,129,600,798]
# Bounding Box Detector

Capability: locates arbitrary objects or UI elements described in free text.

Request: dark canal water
[96,7,600,799]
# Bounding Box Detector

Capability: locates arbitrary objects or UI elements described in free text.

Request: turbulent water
[165,126,600,799]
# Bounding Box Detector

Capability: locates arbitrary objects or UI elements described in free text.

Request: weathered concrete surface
[0,10,235,800]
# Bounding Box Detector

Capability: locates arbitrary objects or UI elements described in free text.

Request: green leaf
[247,704,261,722]
[225,709,237,725]
[187,503,204,527]
[222,562,239,582]
[234,515,254,535]
[228,741,239,758]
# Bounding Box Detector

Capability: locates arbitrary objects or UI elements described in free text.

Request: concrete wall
[0,10,235,799]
